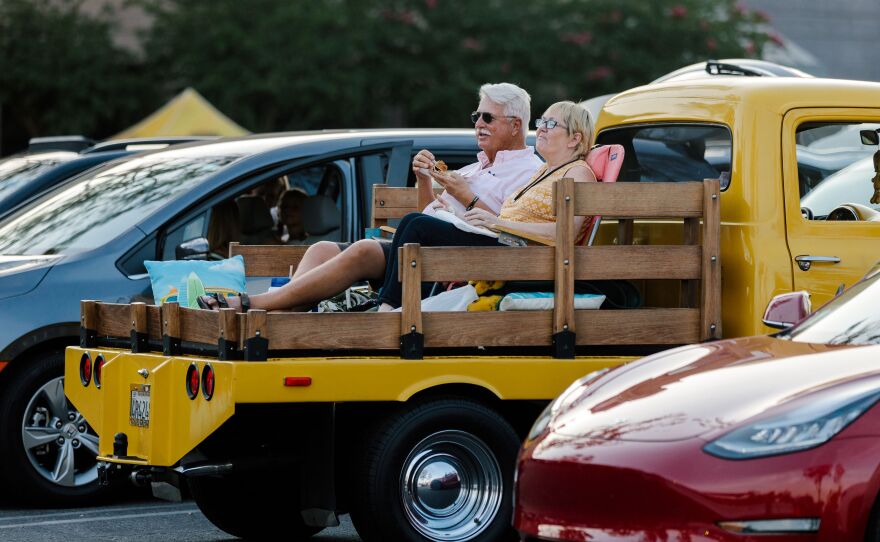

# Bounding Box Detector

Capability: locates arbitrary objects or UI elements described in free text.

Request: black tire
[189,473,323,541]
[350,398,520,542]
[865,493,880,542]
[0,349,107,505]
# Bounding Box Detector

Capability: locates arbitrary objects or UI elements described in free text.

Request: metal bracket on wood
[162,335,181,356]
[130,331,149,353]
[244,335,268,362]
[400,331,424,360]
[218,338,241,361]
[552,330,576,359]
[79,327,97,348]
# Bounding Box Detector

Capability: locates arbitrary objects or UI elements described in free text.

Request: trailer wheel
[189,473,323,541]
[350,398,520,542]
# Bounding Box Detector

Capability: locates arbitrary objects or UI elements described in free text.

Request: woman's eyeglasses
[535,117,568,130]
[470,111,516,124]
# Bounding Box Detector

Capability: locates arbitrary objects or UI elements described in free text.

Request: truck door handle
[795,255,841,271]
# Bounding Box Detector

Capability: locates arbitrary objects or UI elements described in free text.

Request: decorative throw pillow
[144,256,246,308]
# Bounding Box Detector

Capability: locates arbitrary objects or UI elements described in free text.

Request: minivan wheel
[0,350,105,505]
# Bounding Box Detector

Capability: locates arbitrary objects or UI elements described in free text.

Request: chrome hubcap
[22,376,99,487]
[401,430,502,541]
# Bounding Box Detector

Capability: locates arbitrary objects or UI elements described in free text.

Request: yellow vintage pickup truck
[65,76,880,542]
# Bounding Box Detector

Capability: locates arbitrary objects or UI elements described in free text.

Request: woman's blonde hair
[547,101,594,159]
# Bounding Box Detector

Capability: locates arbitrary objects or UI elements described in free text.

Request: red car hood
[552,337,880,441]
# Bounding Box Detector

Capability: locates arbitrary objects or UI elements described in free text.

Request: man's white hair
[479,83,531,129]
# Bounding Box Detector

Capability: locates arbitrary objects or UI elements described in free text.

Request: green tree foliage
[0,0,147,142]
[141,0,770,131]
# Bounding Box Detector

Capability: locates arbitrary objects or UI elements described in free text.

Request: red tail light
[185,363,199,399]
[94,355,106,389]
[201,365,215,400]
[284,376,312,387]
[79,353,92,387]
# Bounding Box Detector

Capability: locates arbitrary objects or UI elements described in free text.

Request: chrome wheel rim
[22,376,99,488]
[400,430,502,542]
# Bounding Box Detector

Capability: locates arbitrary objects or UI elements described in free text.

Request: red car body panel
[514,337,880,541]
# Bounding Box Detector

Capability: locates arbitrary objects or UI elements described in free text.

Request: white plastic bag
[393,284,479,312]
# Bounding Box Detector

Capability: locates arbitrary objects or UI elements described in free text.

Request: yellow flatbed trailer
[66,178,720,541]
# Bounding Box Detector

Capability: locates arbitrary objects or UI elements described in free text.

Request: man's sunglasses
[470,111,517,124]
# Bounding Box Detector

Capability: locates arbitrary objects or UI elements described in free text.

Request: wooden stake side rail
[372,184,443,227]
[230,244,310,277]
[79,179,720,360]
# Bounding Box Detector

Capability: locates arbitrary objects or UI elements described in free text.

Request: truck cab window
[596,124,732,189]
[796,122,880,221]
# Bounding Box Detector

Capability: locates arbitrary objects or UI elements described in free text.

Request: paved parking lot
[0,498,361,542]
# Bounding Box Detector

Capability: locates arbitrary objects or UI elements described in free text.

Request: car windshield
[0,152,78,201]
[781,272,880,345]
[0,154,239,256]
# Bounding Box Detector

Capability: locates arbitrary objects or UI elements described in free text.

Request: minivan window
[595,124,732,189]
[0,155,238,256]
[0,152,77,201]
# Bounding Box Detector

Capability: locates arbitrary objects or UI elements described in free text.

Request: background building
[745,0,880,81]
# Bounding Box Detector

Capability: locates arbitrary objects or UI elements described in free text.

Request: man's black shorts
[334,238,392,262]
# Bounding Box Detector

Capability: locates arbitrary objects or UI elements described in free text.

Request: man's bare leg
[291,241,341,280]
[245,239,386,311]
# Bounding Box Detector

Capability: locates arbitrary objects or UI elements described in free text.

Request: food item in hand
[433,160,448,173]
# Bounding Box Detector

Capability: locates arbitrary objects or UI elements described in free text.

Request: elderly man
[201,83,541,312]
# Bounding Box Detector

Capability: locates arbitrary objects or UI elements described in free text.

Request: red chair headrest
[585,144,624,183]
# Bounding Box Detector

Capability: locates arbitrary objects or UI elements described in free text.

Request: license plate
[130,384,151,428]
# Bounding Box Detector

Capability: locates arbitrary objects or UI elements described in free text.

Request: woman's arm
[463,165,597,240]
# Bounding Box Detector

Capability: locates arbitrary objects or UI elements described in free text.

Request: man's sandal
[196,293,250,312]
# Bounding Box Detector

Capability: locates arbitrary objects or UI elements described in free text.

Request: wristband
[465,195,480,211]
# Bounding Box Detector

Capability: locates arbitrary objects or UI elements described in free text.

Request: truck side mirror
[175,237,210,260]
[762,291,811,329]
[860,129,879,146]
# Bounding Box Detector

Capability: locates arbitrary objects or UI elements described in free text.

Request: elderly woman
[377,100,596,311]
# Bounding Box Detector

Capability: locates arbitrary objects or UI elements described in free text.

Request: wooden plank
[680,217,700,308]
[554,178,575,335]
[575,309,701,345]
[401,244,422,335]
[577,246,702,280]
[147,305,162,340]
[417,247,554,281]
[373,186,419,220]
[267,312,400,350]
[178,307,220,344]
[701,179,722,339]
[258,309,700,350]
[81,300,97,331]
[130,303,148,335]
[95,303,130,337]
[372,185,443,221]
[219,308,240,348]
[569,182,705,218]
[617,218,634,245]
[161,302,180,339]
[246,309,267,340]
[230,243,309,277]
[415,246,702,281]
[420,309,700,347]
[424,312,553,347]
